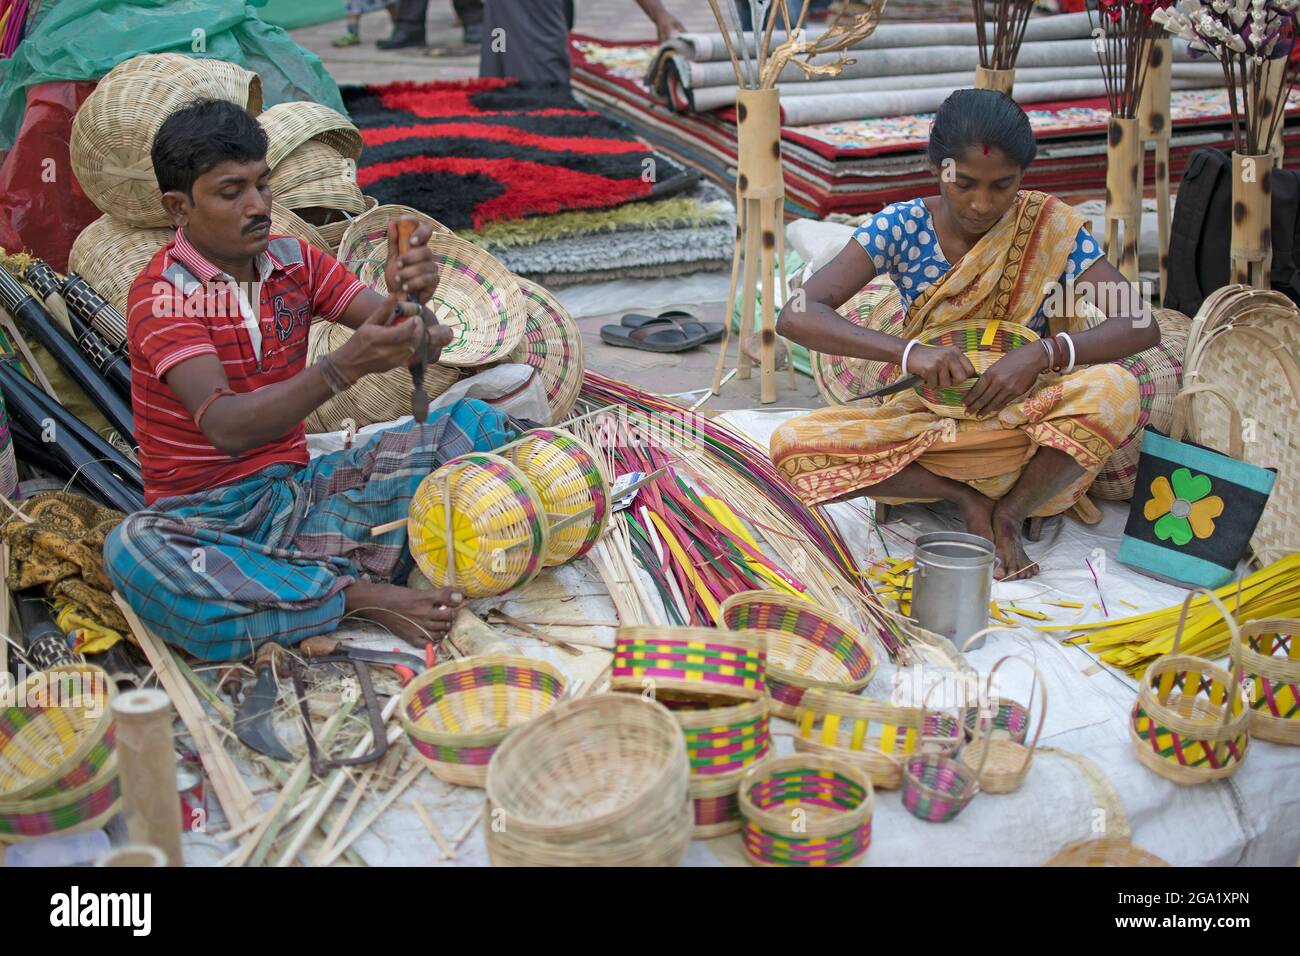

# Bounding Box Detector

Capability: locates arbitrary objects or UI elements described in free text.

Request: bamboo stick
[713,188,744,395]
[312,764,377,864]
[411,799,456,860]
[1230,150,1273,289]
[314,762,424,868]
[738,200,760,382]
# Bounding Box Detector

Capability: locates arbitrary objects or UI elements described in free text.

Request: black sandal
[600,318,710,353]
[620,310,724,344]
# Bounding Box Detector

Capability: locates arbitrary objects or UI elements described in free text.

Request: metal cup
[910,531,995,649]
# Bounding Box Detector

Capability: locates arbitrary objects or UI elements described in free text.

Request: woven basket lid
[270,139,366,215]
[508,278,584,421]
[810,275,905,405]
[67,215,174,317]
[336,203,453,284]
[100,54,263,114]
[259,101,362,170]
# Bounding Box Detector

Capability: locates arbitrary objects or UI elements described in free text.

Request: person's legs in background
[378,0,429,49]
[480,0,572,87]
[453,0,484,45]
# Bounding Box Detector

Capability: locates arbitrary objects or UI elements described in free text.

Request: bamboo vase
[1138,38,1172,302]
[1230,151,1273,289]
[1105,116,1142,282]
[975,66,1015,95]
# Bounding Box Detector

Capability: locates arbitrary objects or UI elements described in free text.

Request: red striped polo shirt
[127,229,366,503]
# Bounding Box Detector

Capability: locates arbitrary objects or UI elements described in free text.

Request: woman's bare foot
[957,489,996,545]
[343,580,463,648]
[990,501,1036,580]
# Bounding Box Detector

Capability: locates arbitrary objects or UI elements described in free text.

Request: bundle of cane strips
[676,697,771,838]
[499,428,609,567]
[900,679,987,823]
[720,590,877,719]
[398,655,567,788]
[611,627,766,708]
[960,654,1046,795]
[0,664,116,802]
[915,319,1039,418]
[1130,590,1251,785]
[738,755,874,868]
[407,453,549,598]
[1233,618,1300,745]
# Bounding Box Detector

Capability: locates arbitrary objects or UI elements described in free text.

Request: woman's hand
[963,344,1048,416]
[908,344,977,390]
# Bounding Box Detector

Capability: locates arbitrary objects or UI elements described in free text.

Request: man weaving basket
[104,99,514,660]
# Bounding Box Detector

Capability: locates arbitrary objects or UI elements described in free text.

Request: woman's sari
[770,190,1141,516]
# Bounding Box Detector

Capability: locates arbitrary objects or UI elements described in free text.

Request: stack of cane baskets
[738,754,874,867]
[0,664,120,840]
[612,627,770,838]
[1234,618,1300,745]
[483,693,692,866]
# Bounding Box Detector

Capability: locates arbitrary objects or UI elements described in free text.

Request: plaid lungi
[104,399,515,661]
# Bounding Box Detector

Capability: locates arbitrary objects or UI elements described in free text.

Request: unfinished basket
[398,655,567,787]
[269,139,367,216]
[720,590,877,719]
[739,754,874,867]
[959,656,1046,794]
[900,680,985,822]
[1044,837,1171,867]
[258,101,363,170]
[67,216,173,317]
[337,203,454,291]
[498,428,609,567]
[483,694,692,866]
[510,278,585,421]
[1233,618,1300,745]
[915,319,1039,419]
[611,627,767,707]
[0,754,121,841]
[100,54,262,114]
[810,275,906,405]
[0,664,116,802]
[407,453,549,598]
[1130,589,1250,784]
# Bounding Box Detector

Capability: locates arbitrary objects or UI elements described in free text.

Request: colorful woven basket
[611,627,767,707]
[959,656,1046,795]
[484,694,692,866]
[914,319,1039,419]
[689,770,752,839]
[398,655,567,787]
[0,755,121,841]
[1233,618,1300,745]
[407,453,550,598]
[498,428,609,567]
[676,697,771,780]
[739,755,874,867]
[719,590,877,720]
[900,680,984,822]
[1043,837,1171,867]
[0,664,116,803]
[962,698,1030,744]
[1130,590,1250,784]
[509,279,585,422]
[810,276,906,405]
[336,202,454,292]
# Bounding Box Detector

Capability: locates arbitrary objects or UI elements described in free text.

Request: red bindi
[982,145,990,155]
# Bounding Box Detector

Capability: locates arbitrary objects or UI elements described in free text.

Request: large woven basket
[484,694,692,866]
[270,139,367,216]
[611,627,767,708]
[0,664,116,802]
[739,754,874,867]
[677,697,771,838]
[68,216,174,316]
[398,655,567,787]
[915,319,1040,419]
[0,755,121,841]
[1131,590,1250,784]
[1044,837,1171,867]
[510,278,584,422]
[498,428,609,567]
[1233,618,1300,745]
[100,54,262,114]
[958,655,1046,795]
[810,276,906,405]
[258,101,362,170]
[337,203,454,291]
[719,590,877,719]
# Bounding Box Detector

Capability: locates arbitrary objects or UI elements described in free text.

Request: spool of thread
[112,689,183,867]
[96,845,168,868]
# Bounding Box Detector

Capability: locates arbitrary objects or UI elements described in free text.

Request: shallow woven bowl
[739,754,874,867]
[901,752,979,823]
[337,203,454,289]
[398,655,567,788]
[259,101,363,170]
[720,590,876,720]
[0,664,116,802]
[408,453,549,599]
[611,626,767,707]
[67,216,174,317]
[0,753,121,841]
[418,235,526,366]
[499,428,609,567]
[1043,837,1171,867]
[915,319,1039,419]
[100,54,262,114]
[509,278,585,421]
[811,276,906,406]
[1234,620,1300,745]
[1130,653,1251,785]
[270,139,367,216]
[484,694,691,866]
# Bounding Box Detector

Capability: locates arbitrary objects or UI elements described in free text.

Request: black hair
[151,98,268,197]
[927,89,1037,170]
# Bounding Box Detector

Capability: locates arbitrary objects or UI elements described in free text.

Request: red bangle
[193,386,236,429]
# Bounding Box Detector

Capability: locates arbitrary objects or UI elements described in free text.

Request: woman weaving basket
[104,100,516,660]
[772,90,1158,580]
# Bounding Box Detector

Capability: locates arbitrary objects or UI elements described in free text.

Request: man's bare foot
[343,580,463,648]
[957,490,996,545]
[990,502,1036,580]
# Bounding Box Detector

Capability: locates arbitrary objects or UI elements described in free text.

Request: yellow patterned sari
[771,191,1141,516]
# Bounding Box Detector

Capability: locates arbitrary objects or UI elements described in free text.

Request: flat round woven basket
[611,626,767,707]
[738,754,874,867]
[410,235,525,367]
[498,428,609,567]
[258,101,363,170]
[1043,837,1170,867]
[68,216,174,316]
[407,452,549,598]
[269,139,367,216]
[398,655,567,788]
[100,54,262,114]
[484,694,691,866]
[810,275,906,405]
[337,204,454,284]
[0,753,121,842]
[509,278,584,422]
[914,319,1040,419]
[1233,618,1300,745]
[0,664,116,803]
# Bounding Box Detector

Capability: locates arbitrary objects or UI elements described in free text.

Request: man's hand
[908,344,977,390]
[963,345,1048,417]
[334,293,427,380]
[383,218,440,306]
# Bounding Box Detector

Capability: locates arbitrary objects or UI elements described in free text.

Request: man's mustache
[243,216,271,235]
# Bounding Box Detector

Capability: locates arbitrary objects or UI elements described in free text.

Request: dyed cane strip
[740,761,873,867]
[742,820,873,867]
[1130,705,1248,771]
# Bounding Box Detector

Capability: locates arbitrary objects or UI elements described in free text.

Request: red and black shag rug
[340,78,697,231]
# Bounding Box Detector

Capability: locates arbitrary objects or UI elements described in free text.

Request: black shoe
[463,22,483,45]
[377,27,427,50]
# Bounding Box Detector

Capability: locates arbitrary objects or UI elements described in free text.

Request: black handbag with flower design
[1119,384,1276,588]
